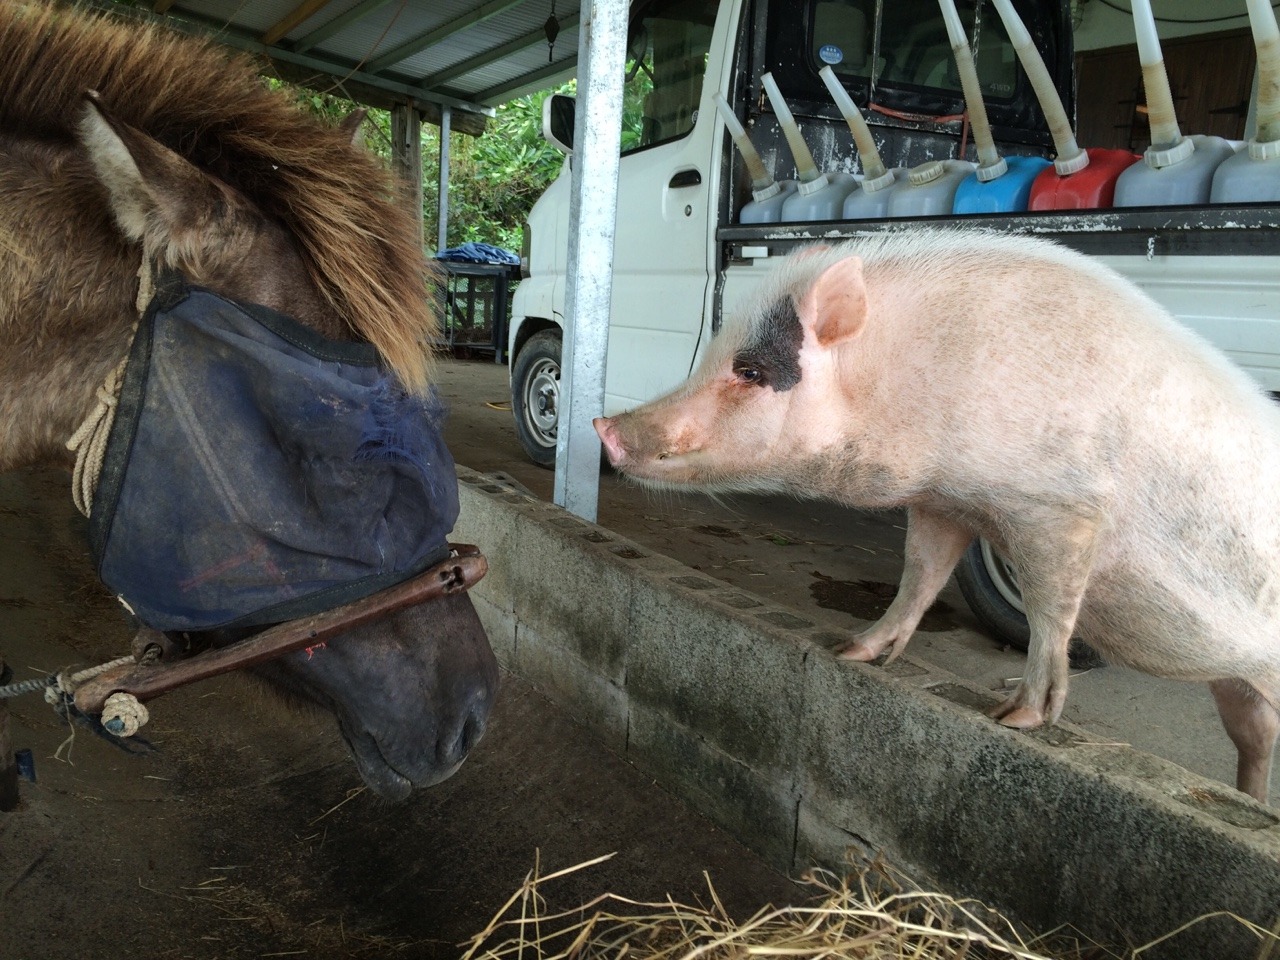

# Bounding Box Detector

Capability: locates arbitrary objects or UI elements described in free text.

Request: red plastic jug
[1027,148,1141,210]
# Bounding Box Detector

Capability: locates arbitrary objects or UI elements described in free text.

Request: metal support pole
[553,0,627,521]
[438,105,452,252]
[391,100,425,250]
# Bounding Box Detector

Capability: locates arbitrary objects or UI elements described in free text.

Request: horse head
[8,75,500,798]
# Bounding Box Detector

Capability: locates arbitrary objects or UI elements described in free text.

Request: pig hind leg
[836,507,972,663]
[990,511,1102,730]
[1209,678,1280,804]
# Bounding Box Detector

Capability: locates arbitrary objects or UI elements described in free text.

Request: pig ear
[799,255,868,348]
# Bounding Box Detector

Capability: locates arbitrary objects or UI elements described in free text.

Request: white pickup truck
[506,0,1280,646]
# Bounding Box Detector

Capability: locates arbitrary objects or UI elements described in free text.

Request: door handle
[668,169,702,188]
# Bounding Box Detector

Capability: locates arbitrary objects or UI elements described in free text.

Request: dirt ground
[0,466,803,960]
[0,354,1256,960]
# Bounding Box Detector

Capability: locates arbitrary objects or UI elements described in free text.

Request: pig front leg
[835,507,972,663]
[988,512,1101,729]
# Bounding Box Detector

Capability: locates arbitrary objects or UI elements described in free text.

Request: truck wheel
[955,539,1031,651]
[955,540,1104,668]
[511,329,562,467]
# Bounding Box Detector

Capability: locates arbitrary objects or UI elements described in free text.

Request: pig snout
[595,411,703,481]
[594,416,627,467]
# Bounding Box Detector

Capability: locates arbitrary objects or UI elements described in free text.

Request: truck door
[604,0,725,412]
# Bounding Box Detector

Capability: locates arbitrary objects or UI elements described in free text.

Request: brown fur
[0,2,437,394]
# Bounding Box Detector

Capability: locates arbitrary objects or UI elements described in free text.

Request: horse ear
[78,91,239,247]
[338,109,369,147]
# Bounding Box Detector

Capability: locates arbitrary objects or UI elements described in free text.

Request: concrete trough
[454,466,1280,958]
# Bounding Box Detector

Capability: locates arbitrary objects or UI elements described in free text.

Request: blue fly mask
[89,278,459,634]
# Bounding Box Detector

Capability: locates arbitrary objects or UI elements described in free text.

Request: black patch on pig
[733,298,803,392]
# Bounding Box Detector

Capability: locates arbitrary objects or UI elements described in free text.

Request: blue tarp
[436,242,519,266]
[90,281,458,632]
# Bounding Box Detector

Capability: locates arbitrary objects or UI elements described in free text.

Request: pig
[594,228,1280,804]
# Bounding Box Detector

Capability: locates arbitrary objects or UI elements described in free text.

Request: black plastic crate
[436,261,520,362]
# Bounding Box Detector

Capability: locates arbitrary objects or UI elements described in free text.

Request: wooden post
[0,656,17,811]
[390,100,425,251]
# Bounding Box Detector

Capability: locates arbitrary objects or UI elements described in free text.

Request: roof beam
[365,0,524,73]
[292,0,395,55]
[418,12,580,88]
[474,55,577,104]
[261,0,338,46]
[85,1,494,121]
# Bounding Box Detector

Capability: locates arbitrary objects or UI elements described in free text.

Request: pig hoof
[991,705,1046,730]
[833,640,886,662]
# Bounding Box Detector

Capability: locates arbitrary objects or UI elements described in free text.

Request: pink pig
[595,229,1280,803]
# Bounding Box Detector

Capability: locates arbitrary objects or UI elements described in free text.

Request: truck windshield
[622,0,719,153]
[762,0,1068,149]
[814,0,1018,100]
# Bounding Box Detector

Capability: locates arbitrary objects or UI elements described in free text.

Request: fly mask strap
[66,256,153,517]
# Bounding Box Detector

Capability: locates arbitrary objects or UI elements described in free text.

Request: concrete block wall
[454,467,1280,958]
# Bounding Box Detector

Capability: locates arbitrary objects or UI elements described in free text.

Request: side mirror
[542,94,575,154]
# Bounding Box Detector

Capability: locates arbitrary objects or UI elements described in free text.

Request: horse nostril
[441,699,490,767]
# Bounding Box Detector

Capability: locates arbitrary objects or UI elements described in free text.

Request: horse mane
[0,3,438,393]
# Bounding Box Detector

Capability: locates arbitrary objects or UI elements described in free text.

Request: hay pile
[460,854,1113,960]
[462,853,1280,960]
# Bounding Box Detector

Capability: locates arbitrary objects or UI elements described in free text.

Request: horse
[0,3,499,799]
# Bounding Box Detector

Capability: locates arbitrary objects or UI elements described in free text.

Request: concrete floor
[433,355,1250,798]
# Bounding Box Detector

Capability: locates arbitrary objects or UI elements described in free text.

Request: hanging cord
[66,256,151,517]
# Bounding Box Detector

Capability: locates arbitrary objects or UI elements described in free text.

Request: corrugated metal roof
[95,0,586,131]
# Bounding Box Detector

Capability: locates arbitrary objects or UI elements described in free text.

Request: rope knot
[101,692,149,738]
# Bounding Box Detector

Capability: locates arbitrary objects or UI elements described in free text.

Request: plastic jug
[954,155,1052,213]
[936,0,1049,214]
[761,72,859,221]
[990,0,1139,210]
[816,66,901,220]
[1113,0,1237,206]
[711,92,799,223]
[888,159,977,217]
[1212,0,1280,202]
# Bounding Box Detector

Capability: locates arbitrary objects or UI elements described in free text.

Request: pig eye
[734,363,766,386]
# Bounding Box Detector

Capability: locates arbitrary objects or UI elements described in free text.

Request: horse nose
[440,689,494,768]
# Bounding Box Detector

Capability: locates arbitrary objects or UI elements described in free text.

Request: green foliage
[282,76,649,256]
[420,82,575,252]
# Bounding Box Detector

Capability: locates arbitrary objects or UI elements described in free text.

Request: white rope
[39,655,137,706]
[65,257,151,517]
[66,355,129,518]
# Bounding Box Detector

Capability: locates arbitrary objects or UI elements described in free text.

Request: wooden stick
[74,546,486,716]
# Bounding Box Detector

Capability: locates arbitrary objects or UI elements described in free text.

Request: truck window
[763,0,1069,150]
[622,0,718,154]
[814,0,1018,100]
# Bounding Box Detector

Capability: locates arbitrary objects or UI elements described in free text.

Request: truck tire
[955,539,1031,651]
[955,539,1104,668]
[511,329,562,468]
